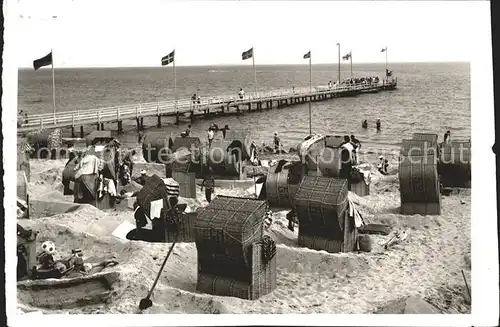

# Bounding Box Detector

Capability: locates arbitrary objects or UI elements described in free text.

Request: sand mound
[17,158,471,314]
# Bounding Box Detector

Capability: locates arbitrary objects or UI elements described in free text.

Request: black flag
[33,52,52,70]
[303,51,311,59]
[161,50,175,66]
[242,48,253,60]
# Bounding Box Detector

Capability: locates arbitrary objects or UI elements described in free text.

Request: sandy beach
[17,150,471,315]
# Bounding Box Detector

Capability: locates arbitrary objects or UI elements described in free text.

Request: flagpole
[385,46,388,72]
[252,46,257,99]
[350,51,353,79]
[337,43,340,83]
[173,50,177,109]
[309,51,312,136]
[51,48,56,121]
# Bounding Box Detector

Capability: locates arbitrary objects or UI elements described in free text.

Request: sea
[18,62,470,152]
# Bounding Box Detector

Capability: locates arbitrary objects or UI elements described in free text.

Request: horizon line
[18,60,470,70]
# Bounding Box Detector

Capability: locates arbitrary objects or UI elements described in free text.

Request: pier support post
[175,112,180,125]
[80,126,84,138]
[117,121,123,134]
[100,123,104,130]
[71,126,75,138]
[136,118,140,131]
[236,105,240,113]
[97,123,100,131]
[157,115,162,128]
[140,118,144,130]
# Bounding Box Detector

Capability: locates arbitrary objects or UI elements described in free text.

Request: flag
[161,50,175,66]
[303,51,310,59]
[386,69,392,77]
[342,52,351,60]
[33,52,52,70]
[242,48,253,60]
[381,47,387,52]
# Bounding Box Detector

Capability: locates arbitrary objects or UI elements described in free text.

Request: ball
[41,241,56,255]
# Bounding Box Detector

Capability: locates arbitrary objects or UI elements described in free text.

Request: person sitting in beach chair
[273,132,281,154]
[443,130,451,144]
[238,88,245,100]
[377,156,389,175]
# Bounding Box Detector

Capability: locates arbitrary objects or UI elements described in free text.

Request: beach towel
[150,199,164,220]
[98,178,117,198]
[74,155,102,179]
[348,197,364,228]
[74,175,98,200]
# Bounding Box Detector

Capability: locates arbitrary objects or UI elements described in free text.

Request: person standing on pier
[376,119,381,131]
[238,88,245,100]
[328,81,333,89]
[201,174,215,203]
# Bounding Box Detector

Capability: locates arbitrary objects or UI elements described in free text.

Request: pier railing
[18,80,395,132]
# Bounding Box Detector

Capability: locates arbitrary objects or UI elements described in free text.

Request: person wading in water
[201,174,215,203]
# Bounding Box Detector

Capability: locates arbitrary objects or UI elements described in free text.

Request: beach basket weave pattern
[165,211,197,243]
[294,176,348,240]
[194,196,266,270]
[196,241,277,300]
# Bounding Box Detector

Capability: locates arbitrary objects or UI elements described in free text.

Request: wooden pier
[18,79,397,136]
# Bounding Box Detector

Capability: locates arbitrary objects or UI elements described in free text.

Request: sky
[11,0,487,68]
